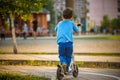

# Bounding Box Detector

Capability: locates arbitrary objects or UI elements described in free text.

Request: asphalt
[0,65,120,80]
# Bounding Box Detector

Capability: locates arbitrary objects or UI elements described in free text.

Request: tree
[43,0,55,24]
[100,15,110,33]
[0,0,43,54]
[110,18,117,29]
[101,15,110,28]
[111,18,120,30]
[42,0,55,35]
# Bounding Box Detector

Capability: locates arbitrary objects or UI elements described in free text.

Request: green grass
[0,72,48,80]
[0,50,4,54]
[0,60,119,69]
[107,35,120,40]
[74,35,120,40]
[29,35,120,40]
[0,51,120,56]
[0,60,59,67]
[75,53,120,56]
[20,52,120,57]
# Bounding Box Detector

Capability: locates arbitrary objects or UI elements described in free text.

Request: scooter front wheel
[72,64,79,78]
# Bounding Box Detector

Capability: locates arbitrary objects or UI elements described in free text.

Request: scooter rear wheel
[56,65,64,80]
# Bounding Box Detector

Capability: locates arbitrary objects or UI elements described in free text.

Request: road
[0,65,120,80]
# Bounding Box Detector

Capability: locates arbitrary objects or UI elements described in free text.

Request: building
[74,0,86,19]
[30,12,48,28]
[54,0,120,32]
[0,12,49,37]
[29,12,49,36]
[74,0,120,32]
[54,0,65,11]
[118,0,120,18]
[54,0,66,24]
[87,0,118,26]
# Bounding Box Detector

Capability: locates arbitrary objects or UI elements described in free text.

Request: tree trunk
[11,15,18,54]
[65,0,74,9]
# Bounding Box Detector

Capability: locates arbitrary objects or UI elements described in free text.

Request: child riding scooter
[55,8,79,80]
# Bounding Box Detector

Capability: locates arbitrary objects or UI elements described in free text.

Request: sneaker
[68,67,72,73]
[62,64,67,75]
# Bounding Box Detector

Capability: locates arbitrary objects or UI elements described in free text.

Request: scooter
[56,55,79,80]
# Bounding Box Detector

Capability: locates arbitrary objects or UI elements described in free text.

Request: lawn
[36,35,120,40]
[0,72,49,80]
[74,35,120,40]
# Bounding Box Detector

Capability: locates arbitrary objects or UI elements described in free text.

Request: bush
[100,15,120,34]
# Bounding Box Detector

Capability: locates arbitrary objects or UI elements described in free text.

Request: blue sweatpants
[58,42,73,72]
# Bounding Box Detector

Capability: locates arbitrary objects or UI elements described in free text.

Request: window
[118,8,120,12]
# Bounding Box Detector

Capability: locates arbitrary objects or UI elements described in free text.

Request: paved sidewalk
[0,65,120,80]
[0,54,120,63]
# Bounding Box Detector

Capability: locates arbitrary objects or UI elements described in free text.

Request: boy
[55,8,79,75]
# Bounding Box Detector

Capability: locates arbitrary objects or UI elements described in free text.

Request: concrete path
[0,54,120,63]
[0,65,120,80]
